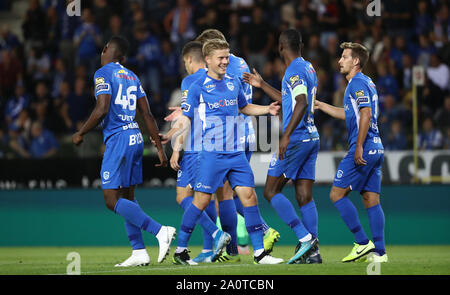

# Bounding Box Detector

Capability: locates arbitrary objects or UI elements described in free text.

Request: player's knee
[104,198,117,212]
[263,187,277,202]
[296,191,312,207]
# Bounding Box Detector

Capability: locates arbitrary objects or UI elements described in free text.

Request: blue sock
[124,199,145,250]
[219,199,238,255]
[300,200,318,238]
[114,198,162,236]
[367,204,386,255]
[333,197,369,245]
[180,196,193,211]
[233,195,244,215]
[243,205,264,251]
[234,195,270,233]
[203,200,217,250]
[270,193,309,240]
[178,203,203,248]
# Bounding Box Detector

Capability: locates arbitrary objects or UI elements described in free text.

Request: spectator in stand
[434,95,450,134]
[385,120,407,150]
[418,117,443,150]
[376,62,399,98]
[4,83,30,127]
[242,5,274,74]
[64,78,92,133]
[0,49,22,98]
[416,33,436,68]
[73,7,103,74]
[164,0,196,52]
[57,0,81,72]
[26,45,51,82]
[29,121,58,158]
[160,38,180,98]
[320,121,336,151]
[22,0,47,45]
[0,24,21,52]
[103,14,125,45]
[8,123,31,158]
[92,0,113,33]
[425,54,450,111]
[133,25,162,100]
[430,3,449,49]
[54,80,73,133]
[415,0,434,36]
[443,127,450,150]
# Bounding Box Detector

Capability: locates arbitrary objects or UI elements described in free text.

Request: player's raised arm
[136,96,168,167]
[243,68,282,103]
[314,100,346,120]
[72,93,111,146]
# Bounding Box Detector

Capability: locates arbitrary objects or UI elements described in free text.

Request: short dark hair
[109,36,129,59]
[340,42,370,69]
[280,29,302,53]
[182,41,204,62]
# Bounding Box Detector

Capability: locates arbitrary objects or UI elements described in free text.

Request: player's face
[206,48,229,78]
[338,48,355,75]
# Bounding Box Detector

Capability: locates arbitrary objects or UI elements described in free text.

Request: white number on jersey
[115,84,137,111]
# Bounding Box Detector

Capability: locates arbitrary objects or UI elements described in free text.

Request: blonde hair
[202,39,229,57]
[196,29,226,44]
[340,42,370,69]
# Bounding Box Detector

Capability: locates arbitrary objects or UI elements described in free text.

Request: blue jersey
[93,62,146,142]
[227,54,256,150]
[182,73,248,153]
[343,71,383,149]
[180,68,207,153]
[282,57,319,142]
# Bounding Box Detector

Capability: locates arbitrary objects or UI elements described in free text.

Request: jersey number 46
[115,84,137,111]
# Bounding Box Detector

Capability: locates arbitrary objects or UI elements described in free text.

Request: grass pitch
[0,245,449,275]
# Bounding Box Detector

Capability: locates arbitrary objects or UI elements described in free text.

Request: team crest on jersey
[103,171,110,180]
[95,77,105,85]
[336,170,343,178]
[226,82,234,91]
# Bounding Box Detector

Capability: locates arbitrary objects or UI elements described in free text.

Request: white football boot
[115,249,150,267]
[156,226,177,263]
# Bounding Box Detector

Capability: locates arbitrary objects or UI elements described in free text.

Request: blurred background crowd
[0,0,449,159]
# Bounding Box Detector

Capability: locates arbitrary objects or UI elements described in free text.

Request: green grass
[0,245,449,275]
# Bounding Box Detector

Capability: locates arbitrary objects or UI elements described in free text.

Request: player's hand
[170,150,180,171]
[164,106,182,122]
[72,132,83,146]
[278,134,290,160]
[155,149,168,167]
[314,100,323,110]
[269,101,281,116]
[354,145,367,166]
[151,133,170,146]
[242,68,263,88]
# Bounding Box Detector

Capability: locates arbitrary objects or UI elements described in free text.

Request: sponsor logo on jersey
[207,98,238,109]
[181,90,188,99]
[182,103,191,112]
[289,75,300,85]
[355,90,365,97]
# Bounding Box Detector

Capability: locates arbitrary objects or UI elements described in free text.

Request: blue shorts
[195,152,255,194]
[101,130,144,189]
[267,138,320,180]
[177,152,198,188]
[333,145,384,194]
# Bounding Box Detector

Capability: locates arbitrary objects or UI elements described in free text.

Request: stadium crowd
[0,0,449,159]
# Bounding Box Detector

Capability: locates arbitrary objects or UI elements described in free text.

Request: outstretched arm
[72,93,110,146]
[243,68,282,103]
[314,100,346,120]
[240,101,280,116]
